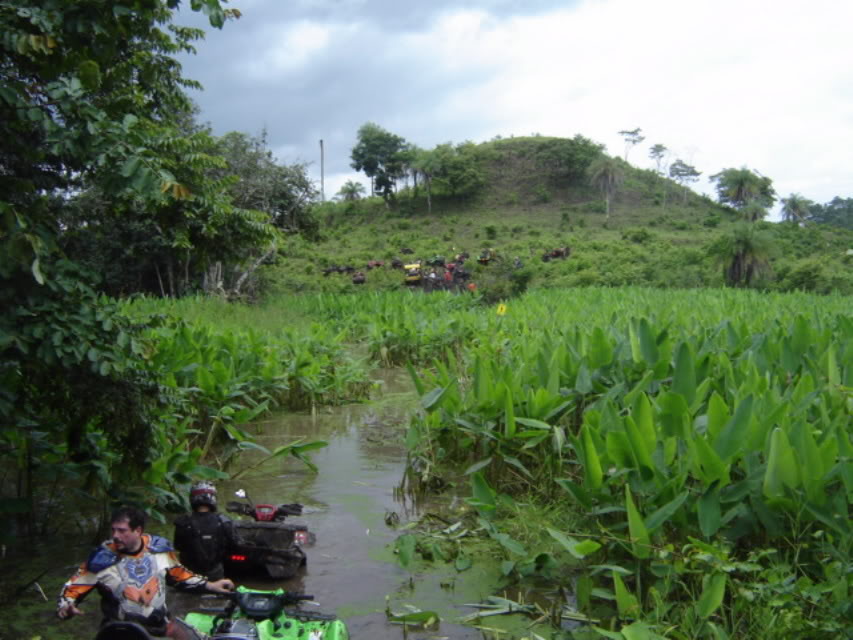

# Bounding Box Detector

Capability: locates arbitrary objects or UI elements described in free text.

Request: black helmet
[190,481,217,510]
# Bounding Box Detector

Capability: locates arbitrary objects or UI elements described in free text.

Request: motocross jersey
[57,534,208,636]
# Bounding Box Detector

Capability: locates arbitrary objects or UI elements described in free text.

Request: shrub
[622,228,653,244]
[533,184,551,203]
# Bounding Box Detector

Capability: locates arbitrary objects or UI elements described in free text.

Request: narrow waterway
[6,369,504,639]
[172,368,497,639]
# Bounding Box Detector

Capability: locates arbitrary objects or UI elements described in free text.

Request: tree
[780,193,814,224]
[337,180,366,202]
[411,147,440,214]
[618,127,645,163]
[709,223,773,287]
[668,159,702,204]
[0,0,239,531]
[61,125,280,298]
[649,144,668,174]
[710,167,776,220]
[350,123,409,203]
[587,155,625,219]
[806,197,853,230]
[533,135,605,183]
[409,142,485,213]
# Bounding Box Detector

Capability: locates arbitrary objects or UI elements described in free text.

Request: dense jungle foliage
[1,1,851,639]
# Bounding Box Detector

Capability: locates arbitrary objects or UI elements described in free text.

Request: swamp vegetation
[3,287,850,639]
[1,2,851,638]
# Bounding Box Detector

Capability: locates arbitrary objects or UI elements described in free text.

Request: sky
[176,0,853,219]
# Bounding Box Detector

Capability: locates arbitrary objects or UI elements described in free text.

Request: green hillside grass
[262,136,853,297]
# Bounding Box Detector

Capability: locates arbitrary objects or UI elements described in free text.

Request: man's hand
[57,603,83,620]
[206,578,235,594]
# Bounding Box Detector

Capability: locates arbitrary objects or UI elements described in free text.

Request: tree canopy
[710,167,776,220]
[350,122,410,202]
[587,155,625,218]
[806,197,853,230]
[0,0,247,525]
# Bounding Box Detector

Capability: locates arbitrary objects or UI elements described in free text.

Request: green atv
[185,586,349,640]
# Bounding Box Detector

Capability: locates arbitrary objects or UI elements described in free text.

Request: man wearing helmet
[173,482,238,581]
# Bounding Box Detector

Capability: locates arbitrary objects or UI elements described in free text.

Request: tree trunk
[167,260,175,297]
[183,250,191,295]
[155,263,166,297]
[232,244,277,296]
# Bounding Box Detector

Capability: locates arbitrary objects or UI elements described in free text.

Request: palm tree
[336,180,366,202]
[709,167,776,220]
[587,155,624,219]
[780,193,813,224]
[709,223,773,287]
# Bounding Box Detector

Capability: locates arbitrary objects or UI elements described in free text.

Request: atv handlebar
[276,503,303,517]
[225,501,254,516]
[223,589,314,603]
[225,500,304,520]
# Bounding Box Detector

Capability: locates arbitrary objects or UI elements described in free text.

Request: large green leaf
[395,533,417,568]
[463,457,493,475]
[582,425,604,490]
[624,416,654,479]
[588,326,614,369]
[714,394,753,462]
[637,318,659,366]
[705,392,730,440]
[504,383,516,437]
[613,571,641,618]
[763,427,800,499]
[698,481,722,538]
[631,393,656,455]
[469,471,496,514]
[644,491,688,532]
[672,342,696,405]
[625,485,650,559]
[696,572,727,618]
[421,386,446,412]
[547,528,601,559]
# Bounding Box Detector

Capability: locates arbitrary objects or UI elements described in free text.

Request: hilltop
[264,136,853,297]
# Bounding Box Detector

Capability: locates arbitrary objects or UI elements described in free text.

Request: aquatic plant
[400,286,853,637]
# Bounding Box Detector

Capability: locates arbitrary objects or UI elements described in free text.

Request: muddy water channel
[174,368,499,640]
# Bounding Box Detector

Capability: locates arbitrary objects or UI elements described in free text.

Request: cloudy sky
[177,0,853,218]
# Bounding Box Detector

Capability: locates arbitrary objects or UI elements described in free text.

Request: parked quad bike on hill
[94,586,348,640]
[225,490,314,579]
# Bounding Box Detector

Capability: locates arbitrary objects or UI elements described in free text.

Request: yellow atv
[404,263,422,285]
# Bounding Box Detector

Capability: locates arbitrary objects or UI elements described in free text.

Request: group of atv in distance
[322,245,571,291]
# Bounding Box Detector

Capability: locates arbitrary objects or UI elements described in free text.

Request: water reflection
[174,368,483,640]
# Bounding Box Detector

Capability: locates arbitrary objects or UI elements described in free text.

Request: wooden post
[319,139,325,202]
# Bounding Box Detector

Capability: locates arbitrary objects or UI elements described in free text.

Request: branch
[230,241,277,295]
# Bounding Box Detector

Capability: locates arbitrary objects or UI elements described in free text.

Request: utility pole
[319,139,325,202]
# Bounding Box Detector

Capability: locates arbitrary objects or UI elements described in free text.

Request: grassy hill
[263,136,853,297]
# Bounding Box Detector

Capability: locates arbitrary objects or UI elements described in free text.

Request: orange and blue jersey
[58,534,208,635]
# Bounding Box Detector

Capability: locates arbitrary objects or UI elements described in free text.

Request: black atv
[224,491,312,580]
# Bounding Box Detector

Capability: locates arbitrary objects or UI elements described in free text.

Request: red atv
[224,490,314,579]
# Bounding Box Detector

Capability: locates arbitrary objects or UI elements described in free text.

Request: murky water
[171,368,492,640]
[6,369,502,639]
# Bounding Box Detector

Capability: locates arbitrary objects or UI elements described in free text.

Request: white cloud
[244,21,335,78]
[372,0,853,210]
[190,0,853,217]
